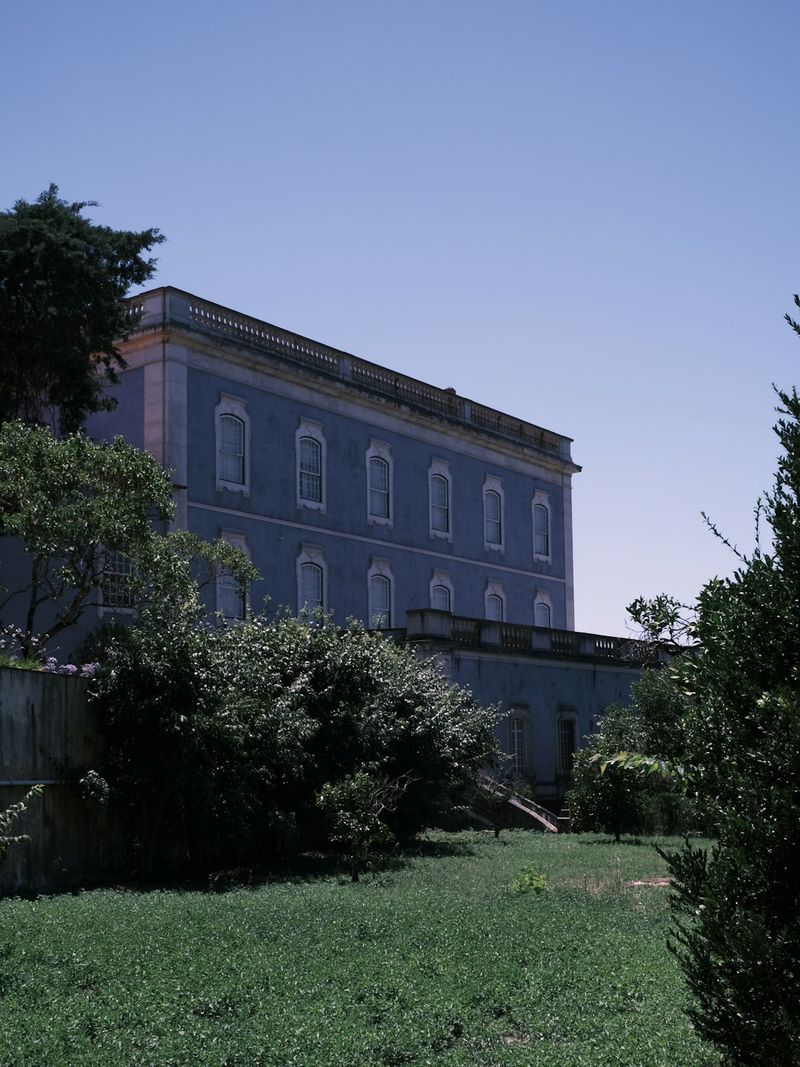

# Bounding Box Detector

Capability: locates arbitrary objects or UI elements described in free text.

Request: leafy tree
[628,299,800,1065]
[317,771,411,881]
[0,785,42,865]
[569,672,697,840]
[0,184,163,432]
[0,421,256,656]
[92,610,499,875]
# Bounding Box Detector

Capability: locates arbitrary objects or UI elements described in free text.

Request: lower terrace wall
[0,667,124,894]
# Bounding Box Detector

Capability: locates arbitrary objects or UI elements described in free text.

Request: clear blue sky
[3,1,798,635]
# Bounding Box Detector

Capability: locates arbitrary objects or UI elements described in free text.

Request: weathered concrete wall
[0,667,123,894]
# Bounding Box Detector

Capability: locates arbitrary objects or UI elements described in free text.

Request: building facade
[86,287,641,801]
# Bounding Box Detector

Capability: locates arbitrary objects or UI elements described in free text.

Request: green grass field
[0,832,718,1066]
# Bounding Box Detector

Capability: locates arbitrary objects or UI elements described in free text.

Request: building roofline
[125,285,581,472]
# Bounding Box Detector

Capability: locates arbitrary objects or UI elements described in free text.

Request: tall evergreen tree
[0,185,163,432]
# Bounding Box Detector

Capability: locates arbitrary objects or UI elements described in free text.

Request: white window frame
[367,557,394,629]
[366,439,393,527]
[534,589,553,629]
[428,458,452,541]
[215,394,250,495]
[101,548,135,614]
[533,490,552,561]
[484,579,505,621]
[429,569,454,613]
[216,529,250,622]
[296,543,327,614]
[296,419,327,512]
[483,475,505,553]
[509,708,529,777]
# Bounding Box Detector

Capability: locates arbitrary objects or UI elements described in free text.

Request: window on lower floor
[431,583,451,612]
[299,561,324,612]
[510,715,528,777]
[102,549,135,610]
[558,717,577,777]
[368,574,391,628]
[486,593,504,621]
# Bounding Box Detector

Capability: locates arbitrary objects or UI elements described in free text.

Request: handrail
[478,772,559,833]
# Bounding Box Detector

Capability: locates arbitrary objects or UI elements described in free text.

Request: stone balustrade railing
[404,610,651,664]
[128,288,575,464]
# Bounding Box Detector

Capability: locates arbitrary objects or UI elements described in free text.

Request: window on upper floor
[428,459,452,540]
[368,456,390,520]
[215,395,250,494]
[296,420,326,511]
[297,543,326,614]
[483,476,504,552]
[533,491,551,560]
[431,475,449,533]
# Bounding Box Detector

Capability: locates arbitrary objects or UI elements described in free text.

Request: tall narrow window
[102,549,135,610]
[486,593,504,621]
[533,492,551,559]
[296,420,326,511]
[299,437,322,502]
[300,562,323,611]
[484,489,502,547]
[428,459,452,540]
[431,475,449,533]
[219,415,244,485]
[217,531,250,622]
[297,544,326,614]
[219,571,246,621]
[216,395,250,494]
[558,718,577,777]
[369,574,391,627]
[510,716,527,777]
[369,457,390,519]
[534,600,551,628]
[483,476,505,552]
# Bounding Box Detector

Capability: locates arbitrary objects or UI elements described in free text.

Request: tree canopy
[0,185,163,432]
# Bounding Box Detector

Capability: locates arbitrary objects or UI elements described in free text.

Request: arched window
[299,561,323,612]
[484,489,502,547]
[430,473,450,533]
[533,500,550,558]
[368,456,390,520]
[298,436,322,502]
[534,600,551,628]
[216,395,250,493]
[219,415,244,484]
[217,531,250,622]
[486,593,504,621]
[369,574,391,628]
[431,584,451,612]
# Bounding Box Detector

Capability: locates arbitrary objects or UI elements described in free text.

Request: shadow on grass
[71,836,477,896]
[576,837,648,846]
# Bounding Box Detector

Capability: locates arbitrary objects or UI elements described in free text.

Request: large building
[86,287,641,802]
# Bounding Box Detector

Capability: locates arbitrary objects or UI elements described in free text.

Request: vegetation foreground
[0,832,717,1067]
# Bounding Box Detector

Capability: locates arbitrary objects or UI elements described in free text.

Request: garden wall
[0,667,124,894]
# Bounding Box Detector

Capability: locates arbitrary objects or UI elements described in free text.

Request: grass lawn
[0,831,718,1067]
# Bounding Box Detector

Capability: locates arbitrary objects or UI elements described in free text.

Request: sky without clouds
[3,1,798,636]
